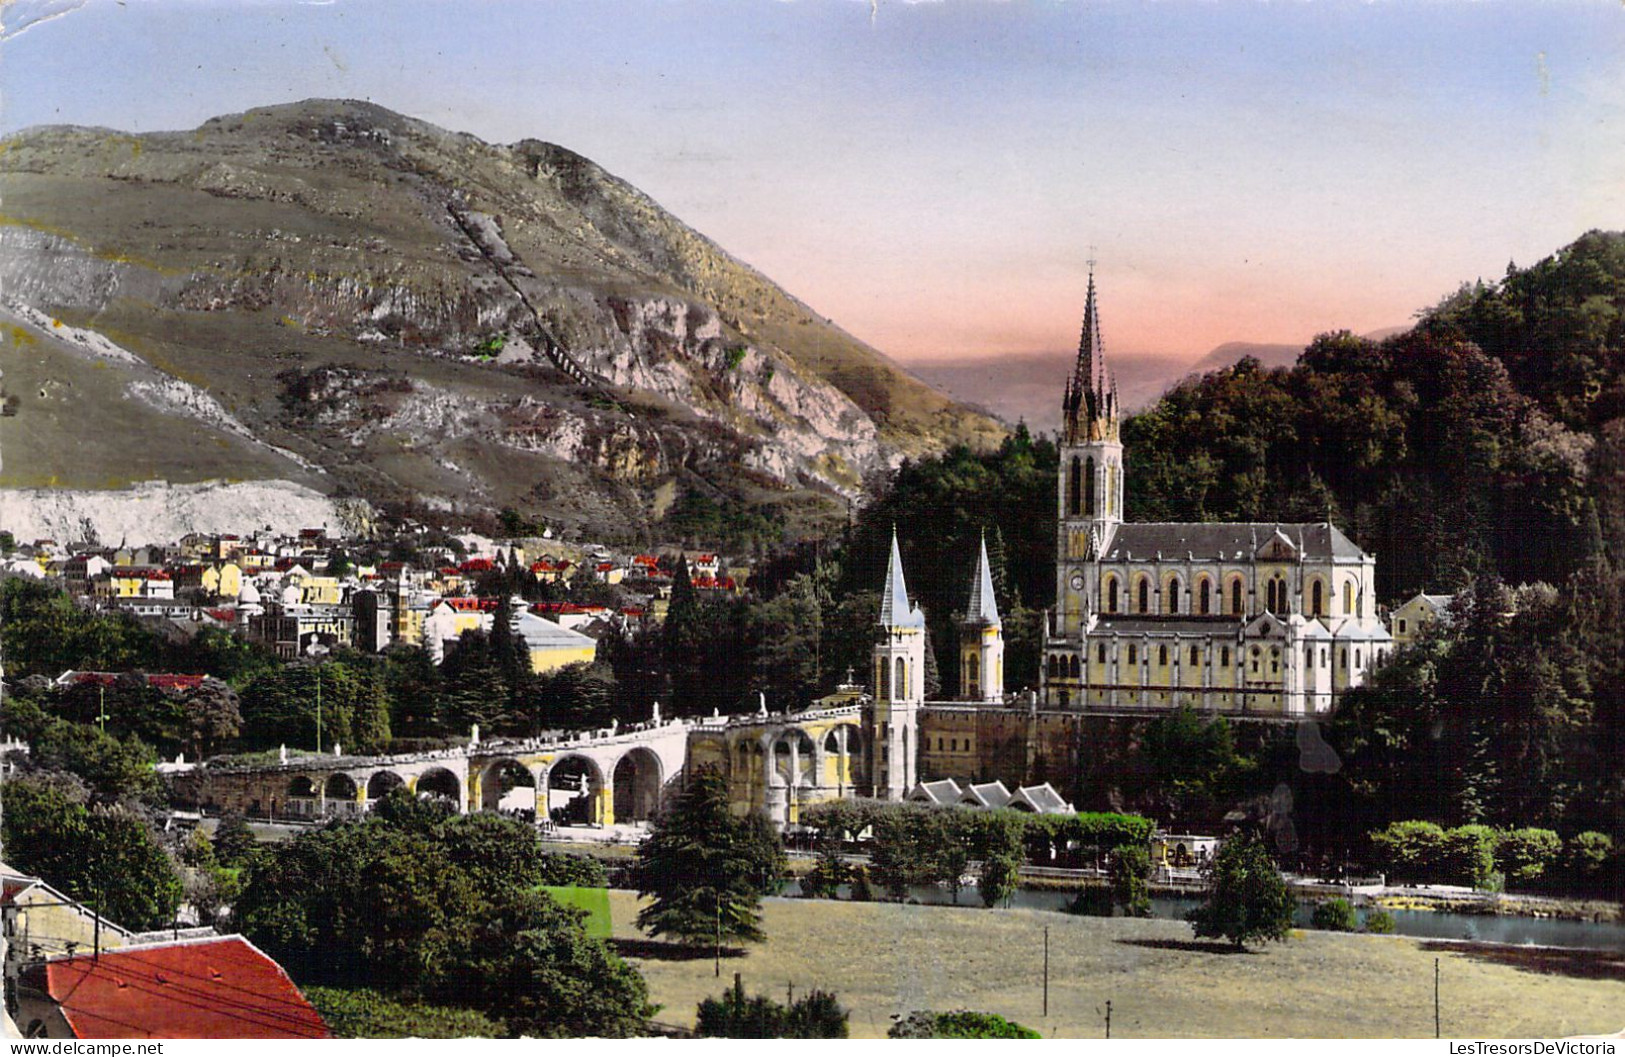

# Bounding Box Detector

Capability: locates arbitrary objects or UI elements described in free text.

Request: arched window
[1341,648,1349,670]
[966,654,980,691]
[1221,646,1231,667]
[1069,655,1081,679]
[1138,578,1150,614]
[1199,579,1212,615]
[1084,456,1097,516]
[1305,645,1314,668]
[1097,643,1106,664]
[1158,645,1168,666]
[1069,455,1082,516]
[1355,649,1362,667]
[895,657,907,699]
[1047,655,1059,679]
[1128,644,1138,665]
[1167,579,1181,614]
[1107,578,1119,613]
[1231,579,1244,616]
[878,659,889,698]
[1107,464,1118,514]
[1343,581,1355,615]
[1190,645,1200,666]
[1311,580,1324,617]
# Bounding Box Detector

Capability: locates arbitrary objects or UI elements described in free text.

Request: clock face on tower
[1070,574,1085,591]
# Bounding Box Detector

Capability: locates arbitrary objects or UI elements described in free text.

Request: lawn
[605,892,1625,1039]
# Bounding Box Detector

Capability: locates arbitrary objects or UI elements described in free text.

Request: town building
[14,935,328,1039]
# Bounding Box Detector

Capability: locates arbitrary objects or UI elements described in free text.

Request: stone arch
[612,747,663,823]
[1104,575,1119,614]
[1198,576,1213,616]
[771,729,817,787]
[1136,575,1151,614]
[546,754,604,826]
[479,758,537,814]
[324,773,357,800]
[415,766,462,806]
[366,770,405,801]
[1165,576,1182,615]
[823,723,864,791]
[288,775,317,799]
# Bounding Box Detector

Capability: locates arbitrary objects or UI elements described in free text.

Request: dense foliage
[0,776,183,931]
[695,977,849,1039]
[303,987,508,1039]
[889,1010,1042,1039]
[236,797,650,1037]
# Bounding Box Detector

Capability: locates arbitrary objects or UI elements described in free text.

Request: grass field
[605,892,1625,1039]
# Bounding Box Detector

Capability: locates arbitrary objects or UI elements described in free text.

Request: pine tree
[632,767,784,958]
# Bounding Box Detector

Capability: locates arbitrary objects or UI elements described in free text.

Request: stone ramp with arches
[181,717,691,828]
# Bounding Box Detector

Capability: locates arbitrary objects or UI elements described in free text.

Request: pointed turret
[1062,267,1119,446]
[963,533,1001,628]
[878,531,925,629]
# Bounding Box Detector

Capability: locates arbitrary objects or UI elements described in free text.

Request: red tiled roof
[205,608,236,622]
[26,936,329,1039]
[441,597,499,612]
[459,558,495,573]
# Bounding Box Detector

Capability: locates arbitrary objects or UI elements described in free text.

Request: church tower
[959,533,1004,703]
[1056,268,1123,633]
[869,531,925,799]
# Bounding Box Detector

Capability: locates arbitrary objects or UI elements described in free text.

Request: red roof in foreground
[26,936,329,1039]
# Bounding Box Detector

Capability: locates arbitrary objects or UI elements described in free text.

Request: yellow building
[2,866,133,962]
[1042,273,1391,716]
[1391,592,1454,647]
[513,611,598,674]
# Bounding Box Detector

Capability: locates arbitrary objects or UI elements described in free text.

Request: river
[777,881,1625,952]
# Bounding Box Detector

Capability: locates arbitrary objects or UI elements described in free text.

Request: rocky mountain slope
[0,99,1002,542]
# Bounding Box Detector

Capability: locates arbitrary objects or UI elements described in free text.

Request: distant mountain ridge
[912,330,1405,433]
[0,99,1002,541]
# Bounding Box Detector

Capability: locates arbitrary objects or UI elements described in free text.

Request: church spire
[878,529,925,629]
[963,532,1001,628]
[1063,263,1118,446]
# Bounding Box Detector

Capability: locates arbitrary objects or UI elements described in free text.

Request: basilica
[1035,274,1391,715]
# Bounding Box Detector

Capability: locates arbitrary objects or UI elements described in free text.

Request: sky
[3,0,1622,368]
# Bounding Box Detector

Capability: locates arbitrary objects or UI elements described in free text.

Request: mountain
[916,327,1415,434]
[910,351,1194,434]
[0,99,1002,544]
[1182,341,1305,376]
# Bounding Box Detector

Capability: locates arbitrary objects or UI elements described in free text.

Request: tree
[1185,831,1296,950]
[889,1010,1041,1039]
[1,779,184,932]
[1110,842,1152,917]
[212,811,258,866]
[696,977,849,1038]
[1310,898,1357,932]
[979,853,1019,909]
[183,679,242,758]
[632,767,784,957]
